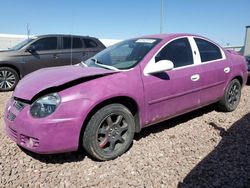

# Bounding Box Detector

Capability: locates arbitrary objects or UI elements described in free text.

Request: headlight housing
[30,93,61,118]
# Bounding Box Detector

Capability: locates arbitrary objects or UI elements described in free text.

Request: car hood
[14,65,117,101]
[0,50,18,58]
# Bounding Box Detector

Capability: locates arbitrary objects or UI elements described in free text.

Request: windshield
[9,38,35,50]
[84,38,161,70]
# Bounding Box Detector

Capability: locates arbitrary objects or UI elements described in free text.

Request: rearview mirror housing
[144,60,174,75]
[26,45,36,53]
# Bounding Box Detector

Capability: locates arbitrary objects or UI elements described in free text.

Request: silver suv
[0,34,105,91]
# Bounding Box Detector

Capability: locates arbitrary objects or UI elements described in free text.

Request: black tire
[0,67,19,92]
[218,79,241,112]
[83,104,135,161]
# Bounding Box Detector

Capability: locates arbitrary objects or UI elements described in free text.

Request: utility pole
[160,0,164,33]
[26,23,31,39]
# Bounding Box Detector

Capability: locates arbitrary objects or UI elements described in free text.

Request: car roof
[36,34,96,39]
[139,33,203,40]
[137,33,222,47]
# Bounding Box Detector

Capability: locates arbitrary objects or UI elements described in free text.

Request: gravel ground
[1,86,250,187]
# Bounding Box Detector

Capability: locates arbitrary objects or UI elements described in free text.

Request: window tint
[155,38,193,68]
[73,38,83,48]
[32,37,57,51]
[84,39,98,48]
[63,37,72,49]
[195,38,222,62]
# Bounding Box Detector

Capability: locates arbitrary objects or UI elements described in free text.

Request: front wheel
[218,79,241,112]
[83,104,135,161]
[0,67,19,92]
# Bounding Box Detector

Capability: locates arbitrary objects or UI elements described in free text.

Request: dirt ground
[1,86,250,187]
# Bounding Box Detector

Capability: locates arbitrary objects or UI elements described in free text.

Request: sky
[0,0,249,46]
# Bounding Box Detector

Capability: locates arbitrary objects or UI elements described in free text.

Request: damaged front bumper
[3,96,88,154]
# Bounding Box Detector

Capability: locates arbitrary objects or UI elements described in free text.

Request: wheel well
[233,76,243,85]
[78,96,140,149]
[0,64,21,79]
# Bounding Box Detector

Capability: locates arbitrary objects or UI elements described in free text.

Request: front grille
[14,100,26,111]
[7,112,16,121]
[9,127,18,141]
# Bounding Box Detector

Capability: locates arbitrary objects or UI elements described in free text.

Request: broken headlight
[30,93,61,118]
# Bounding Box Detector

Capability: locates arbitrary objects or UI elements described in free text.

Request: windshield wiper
[91,58,119,71]
[80,61,88,67]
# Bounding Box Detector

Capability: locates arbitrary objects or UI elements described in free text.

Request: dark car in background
[0,34,105,91]
[246,56,250,72]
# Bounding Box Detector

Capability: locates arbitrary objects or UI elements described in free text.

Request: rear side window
[63,37,72,49]
[155,38,193,68]
[73,38,83,49]
[32,37,57,51]
[83,39,98,48]
[195,38,222,62]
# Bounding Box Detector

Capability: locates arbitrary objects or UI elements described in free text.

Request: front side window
[85,38,161,70]
[10,38,35,50]
[195,38,222,62]
[155,38,193,68]
[32,37,57,51]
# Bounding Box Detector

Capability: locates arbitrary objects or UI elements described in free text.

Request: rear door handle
[53,54,59,59]
[191,74,200,81]
[224,67,230,73]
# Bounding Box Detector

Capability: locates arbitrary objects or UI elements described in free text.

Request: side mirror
[26,45,36,53]
[144,60,174,75]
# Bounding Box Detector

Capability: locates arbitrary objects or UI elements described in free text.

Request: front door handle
[191,74,200,81]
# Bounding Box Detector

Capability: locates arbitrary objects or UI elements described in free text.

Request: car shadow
[20,147,87,164]
[135,103,217,141]
[178,112,250,187]
[21,103,218,164]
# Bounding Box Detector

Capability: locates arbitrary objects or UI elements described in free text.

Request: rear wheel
[0,67,19,92]
[218,79,241,112]
[83,104,135,161]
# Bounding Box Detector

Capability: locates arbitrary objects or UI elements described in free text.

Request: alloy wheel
[97,114,129,152]
[0,70,16,90]
[228,82,240,107]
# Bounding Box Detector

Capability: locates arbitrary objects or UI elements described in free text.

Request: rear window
[83,39,98,48]
[195,38,222,62]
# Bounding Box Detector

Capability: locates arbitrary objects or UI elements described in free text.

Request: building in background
[0,34,27,50]
[244,26,250,56]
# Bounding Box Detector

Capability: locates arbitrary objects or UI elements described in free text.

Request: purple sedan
[4,34,248,160]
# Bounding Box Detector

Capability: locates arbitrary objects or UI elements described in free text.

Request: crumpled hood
[14,65,117,101]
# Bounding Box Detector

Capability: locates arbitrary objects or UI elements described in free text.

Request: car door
[142,37,202,125]
[57,37,87,65]
[22,37,60,73]
[193,37,231,105]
